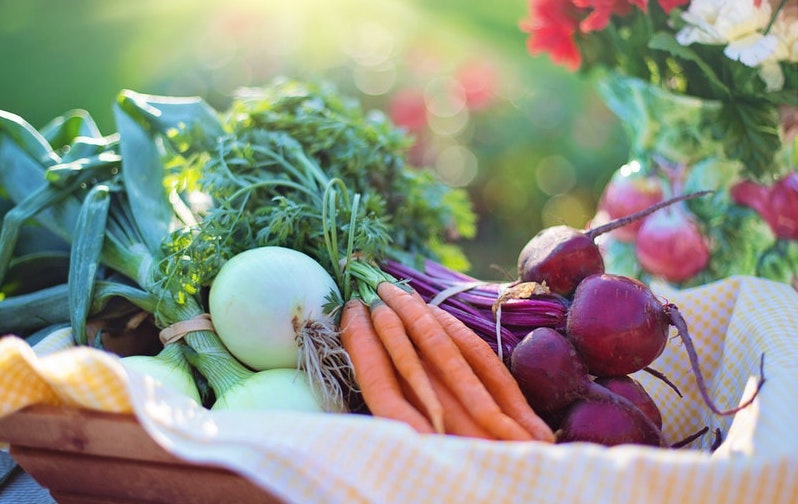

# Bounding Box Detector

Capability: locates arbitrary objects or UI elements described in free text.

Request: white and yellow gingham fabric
[1,275,797,504]
[0,327,131,417]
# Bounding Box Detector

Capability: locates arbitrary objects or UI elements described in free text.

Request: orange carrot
[429,304,556,443]
[370,300,445,434]
[339,299,435,434]
[376,281,533,442]
[401,360,495,440]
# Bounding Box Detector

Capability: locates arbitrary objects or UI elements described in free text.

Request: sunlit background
[0,0,628,278]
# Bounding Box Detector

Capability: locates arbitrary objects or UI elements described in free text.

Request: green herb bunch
[158,78,476,303]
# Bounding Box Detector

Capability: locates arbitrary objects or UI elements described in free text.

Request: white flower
[753,1,798,91]
[768,0,798,63]
[724,33,778,66]
[676,0,772,47]
[675,0,796,91]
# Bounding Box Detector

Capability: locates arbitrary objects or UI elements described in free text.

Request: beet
[556,397,662,447]
[509,327,589,413]
[555,382,663,447]
[731,171,798,240]
[517,191,711,297]
[634,203,710,282]
[595,375,663,431]
[509,327,667,447]
[566,273,669,377]
[567,272,766,416]
[597,168,664,242]
[517,226,605,298]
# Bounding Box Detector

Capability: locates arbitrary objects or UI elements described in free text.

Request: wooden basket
[0,405,284,504]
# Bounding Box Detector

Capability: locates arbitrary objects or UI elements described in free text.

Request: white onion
[208,246,340,371]
[212,368,324,412]
[122,349,202,404]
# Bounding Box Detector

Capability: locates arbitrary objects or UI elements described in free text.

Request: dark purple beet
[517,191,711,297]
[595,375,663,431]
[555,382,663,447]
[509,327,590,413]
[517,226,604,298]
[566,273,669,377]
[567,273,767,417]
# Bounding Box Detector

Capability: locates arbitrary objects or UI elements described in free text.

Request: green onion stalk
[0,100,253,406]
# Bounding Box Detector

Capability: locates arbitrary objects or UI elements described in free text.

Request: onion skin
[212,368,325,412]
[122,352,202,404]
[208,246,340,371]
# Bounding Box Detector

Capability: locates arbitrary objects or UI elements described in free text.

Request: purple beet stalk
[381,258,569,359]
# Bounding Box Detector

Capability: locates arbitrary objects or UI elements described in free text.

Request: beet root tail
[665,303,766,416]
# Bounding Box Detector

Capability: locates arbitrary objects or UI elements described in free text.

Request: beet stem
[585,190,713,240]
[643,366,683,398]
[710,428,724,451]
[670,426,709,448]
[665,303,766,416]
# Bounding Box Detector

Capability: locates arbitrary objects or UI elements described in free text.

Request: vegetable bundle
[0,77,765,449]
[507,196,766,446]
[0,78,479,414]
[356,193,766,447]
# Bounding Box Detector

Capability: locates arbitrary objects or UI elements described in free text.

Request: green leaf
[115,90,224,154]
[112,98,174,256]
[38,109,104,151]
[717,101,782,181]
[68,184,110,345]
[0,110,60,167]
[0,136,83,247]
[648,32,730,97]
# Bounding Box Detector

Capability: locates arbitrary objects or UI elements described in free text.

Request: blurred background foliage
[0,0,628,278]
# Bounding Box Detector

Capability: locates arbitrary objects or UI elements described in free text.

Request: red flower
[520,0,583,71]
[521,0,692,70]
[657,0,690,13]
[573,0,645,32]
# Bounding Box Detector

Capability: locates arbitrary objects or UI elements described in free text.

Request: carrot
[339,299,435,434]
[377,281,533,442]
[369,300,445,434]
[401,360,495,440]
[429,304,556,443]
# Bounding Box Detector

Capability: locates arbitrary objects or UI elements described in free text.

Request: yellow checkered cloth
[1,275,796,504]
[0,326,132,417]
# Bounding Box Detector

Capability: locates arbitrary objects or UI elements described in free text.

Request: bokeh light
[0,0,629,277]
[535,155,576,196]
